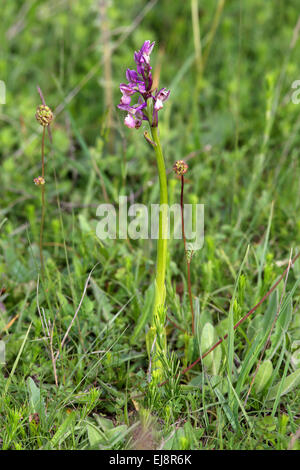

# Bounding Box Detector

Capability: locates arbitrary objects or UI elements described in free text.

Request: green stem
[151,126,168,308]
[148,126,168,378]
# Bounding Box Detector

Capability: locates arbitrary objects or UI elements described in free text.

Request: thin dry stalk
[180,174,195,335]
[36,276,49,338]
[39,127,46,275]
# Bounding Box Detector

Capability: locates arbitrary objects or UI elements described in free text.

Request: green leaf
[94,415,114,431]
[267,297,293,358]
[262,289,278,332]
[86,418,129,449]
[27,377,46,420]
[131,283,155,343]
[267,369,300,401]
[201,322,221,375]
[254,359,273,394]
[247,314,264,342]
[106,425,128,443]
[213,385,238,431]
[50,412,75,448]
[78,214,93,233]
[87,422,104,448]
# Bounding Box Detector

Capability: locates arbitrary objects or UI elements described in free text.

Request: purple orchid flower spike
[117,42,171,380]
[117,41,170,129]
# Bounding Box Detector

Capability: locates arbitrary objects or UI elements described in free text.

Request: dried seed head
[34,176,45,186]
[35,105,53,126]
[173,160,188,176]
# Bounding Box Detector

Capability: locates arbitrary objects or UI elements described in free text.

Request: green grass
[0,0,300,450]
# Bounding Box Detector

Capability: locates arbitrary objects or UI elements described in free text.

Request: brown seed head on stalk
[173,160,188,176]
[34,176,45,186]
[35,104,53,127]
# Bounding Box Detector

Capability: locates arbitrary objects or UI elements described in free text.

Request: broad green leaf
[291,341,300,370]
[267,369,300,400]
[201,322,221,375]
[254,359,273,394]
[27,377,46,420]
[247,314,264,342]
[216,318,229,338]
[94,415,114,431]
[106,425,128,442]
[87,418,130,449]
[87,422,104,448]
[194,299,211,339]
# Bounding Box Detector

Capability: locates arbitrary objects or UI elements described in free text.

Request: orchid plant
[118,41,170,379]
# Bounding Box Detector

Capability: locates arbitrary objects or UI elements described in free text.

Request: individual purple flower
[126,69,138,82]
[152,88,171,127]
[119,83,135,106]
[118,96,146,114]
[124,114,137,129]
[119,97,147,129]
[120,83,135,96]
[118,40,170,129]
[154,88,170,111]
[134,40,155,67]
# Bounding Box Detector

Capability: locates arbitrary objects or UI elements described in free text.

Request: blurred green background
[1,0,300,289]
